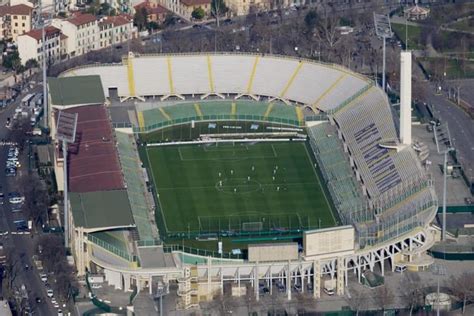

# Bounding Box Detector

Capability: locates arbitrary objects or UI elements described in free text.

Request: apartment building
[178,0,211,19]
[134,1,170,24]
[51,13,98,57]
[0,3,33,42]
[224,0,269,16]
[17,26,67,65]
[98,15,134,49]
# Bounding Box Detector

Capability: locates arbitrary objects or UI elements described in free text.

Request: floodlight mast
[373,13,393,93]
[56,111,78,248]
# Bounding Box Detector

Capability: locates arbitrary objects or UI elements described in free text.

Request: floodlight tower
[37,1,53,128]
[433,123,454,241]
[56,111,78,248]
[374,13,393,92]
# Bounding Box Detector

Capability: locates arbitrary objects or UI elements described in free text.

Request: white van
[32,128,42,136]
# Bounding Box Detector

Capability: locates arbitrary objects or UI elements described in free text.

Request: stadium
[49,53,438,308]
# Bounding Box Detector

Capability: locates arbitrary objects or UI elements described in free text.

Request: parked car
[8,192,24,204]
[47,289,54,298]
[40,273,48,282]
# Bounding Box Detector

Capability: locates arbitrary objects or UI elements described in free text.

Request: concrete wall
[304,226,355,258]
[248,243,298,262]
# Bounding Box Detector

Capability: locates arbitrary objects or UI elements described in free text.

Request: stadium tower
[400,51,412,145]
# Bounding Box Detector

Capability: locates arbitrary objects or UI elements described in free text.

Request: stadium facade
[49,53,438,309]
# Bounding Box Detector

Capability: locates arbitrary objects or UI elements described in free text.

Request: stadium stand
[115,131,158,242]
[62,54,370,113]
[268,102,298,122]
[308,108,436,248]
[235,101,268,117]
[199,101,232,116]
[133,56,169,96]
[91,231,130,255]
[307,123,367,225]
[135,100,301,132]
[172,56,210,95]
[252,57,301,98]
[212,55,256,94]
[333,88,402,197]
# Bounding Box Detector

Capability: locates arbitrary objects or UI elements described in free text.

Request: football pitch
[145,141,336,235]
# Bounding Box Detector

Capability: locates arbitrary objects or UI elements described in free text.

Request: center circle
[216,178,262,194]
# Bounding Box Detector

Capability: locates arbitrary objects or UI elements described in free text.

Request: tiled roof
[149,5,169,15]
[67,13,97,26]
[98,15,132,27]
[22,26,62,41]
[0,4,33,16]
[134,1,169,14]
[180,0,211,6]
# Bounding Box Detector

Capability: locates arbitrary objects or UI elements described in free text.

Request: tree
[148,21,159,31]
[10,117,31,150]
[314,6,342,60]
[192,7,205,20]
[304,10,318,32]
[20,173,50,228]
[211,0,228,26]
[35,235,65,273]
[451,273,474,313]
[3,247,20,290]
[3,51,22,72]
[346,287,367,316]
[373,285,394,312]
[400,274,424,315]
[163,14,176,27]
[134,7,148,31]
[25,58,39,69]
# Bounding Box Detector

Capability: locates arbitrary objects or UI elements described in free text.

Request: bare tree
[346,287,367,316]
[373,285,394,312]
[451,273,474,314]
[3,247,21,290]
[9,117,31,150]
[314,6,342,60]
[400,274,424,315]
[245,286,257,314]
[20,173,50,228]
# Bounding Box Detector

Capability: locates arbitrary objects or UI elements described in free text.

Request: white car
[47,289,54,298]
[91,284,102,289]
[9,197,24,204]
[58,310,63,316]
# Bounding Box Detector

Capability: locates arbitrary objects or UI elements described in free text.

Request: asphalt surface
[425,82,474,184]
[0,88,58,315]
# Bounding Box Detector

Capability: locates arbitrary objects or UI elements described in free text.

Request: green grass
[450,18,473,32]
[391,23,424,50]
[419,57,474,79]
[146,142,335,236]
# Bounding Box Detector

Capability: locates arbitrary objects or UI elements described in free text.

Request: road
[0,89,58,315]
[424,82,474,185]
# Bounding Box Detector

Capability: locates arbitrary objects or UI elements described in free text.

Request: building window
[22,16,26,20]
[14,23,18,27]
[22,23,25,27]
[13,15,18,19]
